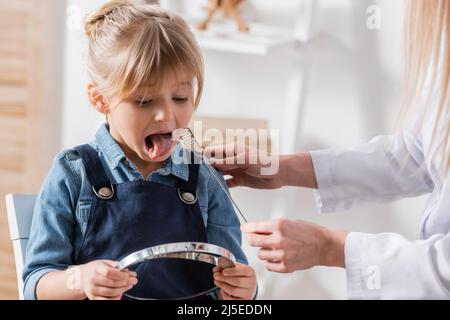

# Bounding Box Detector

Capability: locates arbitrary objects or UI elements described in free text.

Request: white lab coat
[310,88,449,299]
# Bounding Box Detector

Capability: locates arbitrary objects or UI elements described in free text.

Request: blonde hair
[403,0,450,176]
[84,0,204,107]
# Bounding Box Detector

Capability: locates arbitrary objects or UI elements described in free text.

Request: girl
[23,0,256,300]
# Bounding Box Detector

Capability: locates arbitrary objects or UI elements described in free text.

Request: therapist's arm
[310,130,434,213]
[279,154,318,189]
[243,219,450,299]
[209,131,433,213]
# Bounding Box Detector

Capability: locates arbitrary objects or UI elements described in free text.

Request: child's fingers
[219,290,244,301]
[102,260,121,268]
[90,295,122,300]
[92,285,133,298]
[213,273,248,288]
[91,296,110,300]
[126,271,138,278]
[124,269,138,278]
[221,265,254,277]
[96,264,130,281]
[214,279,249,299]
[102,261,137,277]
[93,275,138,288]
[92,276,125,288]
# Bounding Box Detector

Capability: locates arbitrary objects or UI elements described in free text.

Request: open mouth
[145,132,173,160]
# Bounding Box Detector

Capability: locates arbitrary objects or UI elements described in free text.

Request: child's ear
[87,83,110,115]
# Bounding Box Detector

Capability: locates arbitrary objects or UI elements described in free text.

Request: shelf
[190,21,298,56]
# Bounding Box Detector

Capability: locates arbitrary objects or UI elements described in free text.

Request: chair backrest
[5,194,37,300]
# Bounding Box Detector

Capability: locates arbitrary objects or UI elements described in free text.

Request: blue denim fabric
[23,124,247,299]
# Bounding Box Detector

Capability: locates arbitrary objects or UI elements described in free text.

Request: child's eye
[173,97,188,103]
[136,99,152,107]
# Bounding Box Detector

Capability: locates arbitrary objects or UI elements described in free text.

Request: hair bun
[84,0,130,38]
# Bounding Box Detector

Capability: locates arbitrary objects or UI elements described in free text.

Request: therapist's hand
[242,219,348,272]
[205,143,318,189]
[205,143,283,189]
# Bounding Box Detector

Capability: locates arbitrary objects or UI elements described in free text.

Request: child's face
[107,71,195,164]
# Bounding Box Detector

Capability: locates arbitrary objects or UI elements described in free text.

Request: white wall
[63,0,106,148]
[62,0,428,299]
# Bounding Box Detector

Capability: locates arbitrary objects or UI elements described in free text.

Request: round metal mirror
[116,242,236,300]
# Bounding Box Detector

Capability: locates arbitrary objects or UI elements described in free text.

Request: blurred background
[0,0,428,299]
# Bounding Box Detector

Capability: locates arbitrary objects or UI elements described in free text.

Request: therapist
[206,1,449,299]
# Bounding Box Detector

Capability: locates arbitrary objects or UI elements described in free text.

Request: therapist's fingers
[257,248,285,262]
[264,261,292,274]
[225,177,237,188]
[204,144,228,158]
[265,262,291,273]
[205,143,242,159]
[206,144,253,170]
[223,170,257,188]
[241,220,280,235]
[245,232,281,248]
[209,159,244,172]
[223,175,240,188]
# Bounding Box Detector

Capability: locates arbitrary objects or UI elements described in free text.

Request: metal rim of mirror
[116,242,237,300]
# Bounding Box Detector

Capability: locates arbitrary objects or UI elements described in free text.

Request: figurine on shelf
[197,0,249,32]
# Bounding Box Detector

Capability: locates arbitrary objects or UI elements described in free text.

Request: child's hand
[213,263,257,300]
[80,260,138,300]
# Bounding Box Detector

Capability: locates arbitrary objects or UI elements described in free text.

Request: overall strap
[177,152,200,205]
[74,144,114,200]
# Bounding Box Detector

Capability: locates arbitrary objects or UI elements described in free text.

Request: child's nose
[153,104,173,122]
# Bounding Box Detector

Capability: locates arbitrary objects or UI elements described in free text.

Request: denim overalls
[73,144,215,299]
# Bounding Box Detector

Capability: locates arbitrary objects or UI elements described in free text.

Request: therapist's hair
[84,0,204,107]
[403,0,449,175]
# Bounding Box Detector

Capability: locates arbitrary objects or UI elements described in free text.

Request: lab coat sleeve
[345,231,450,299]
[309,127,435,213]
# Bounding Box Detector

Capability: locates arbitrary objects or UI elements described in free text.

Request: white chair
[5,194,37,300]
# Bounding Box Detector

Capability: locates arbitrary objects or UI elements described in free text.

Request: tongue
[148,133,173,160]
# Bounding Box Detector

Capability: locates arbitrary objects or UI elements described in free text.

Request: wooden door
[0,0,64,299]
